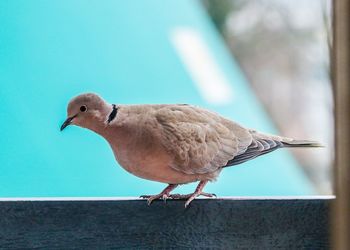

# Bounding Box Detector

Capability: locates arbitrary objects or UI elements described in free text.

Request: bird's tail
[282,139,324,148]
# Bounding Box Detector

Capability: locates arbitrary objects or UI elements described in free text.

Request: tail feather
[223,137,323,168]
[282,140,324,148]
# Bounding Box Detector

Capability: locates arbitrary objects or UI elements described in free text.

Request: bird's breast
[108,138,200,184]
[101,119,204,184]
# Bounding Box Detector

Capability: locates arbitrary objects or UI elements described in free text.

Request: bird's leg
[172,180,216,208]
[140,184,178,205]
[185,180,212,207]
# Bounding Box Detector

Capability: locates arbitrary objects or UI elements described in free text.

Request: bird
[60,93,322,207]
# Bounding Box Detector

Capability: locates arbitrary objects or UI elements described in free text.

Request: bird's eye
[80,105,87,112]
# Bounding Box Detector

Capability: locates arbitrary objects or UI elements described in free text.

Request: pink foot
[140,193,169,205]
[140,184,178,205]
[182,180,213,208]
[169,192,216,200]
[140,181,214,208]
[184,192,216,208]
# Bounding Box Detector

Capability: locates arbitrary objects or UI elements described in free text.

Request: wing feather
[155,105,251,175]
[224,130,285,167]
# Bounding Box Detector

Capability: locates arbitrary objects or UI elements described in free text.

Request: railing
[0,196,333,249]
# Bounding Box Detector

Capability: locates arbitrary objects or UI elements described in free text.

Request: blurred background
[0,0,332,197]
[202,0,333,193]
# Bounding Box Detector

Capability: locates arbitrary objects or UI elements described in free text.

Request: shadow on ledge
[0,197,332,249]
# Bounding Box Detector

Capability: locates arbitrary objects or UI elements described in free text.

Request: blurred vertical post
[332,0,350,249]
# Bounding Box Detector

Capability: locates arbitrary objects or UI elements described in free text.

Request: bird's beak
[60,115,76,131]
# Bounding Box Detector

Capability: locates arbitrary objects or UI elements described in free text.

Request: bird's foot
[140,184,178,205]
[174,180,214,208]
[139,181,214,208]
[185,192,216,208]
[169,192,216,199]
[140,193,170,205]
[169,192,216,208]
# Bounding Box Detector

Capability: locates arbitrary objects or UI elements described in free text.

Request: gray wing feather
[224,129,322,167]
[224,132,284,167]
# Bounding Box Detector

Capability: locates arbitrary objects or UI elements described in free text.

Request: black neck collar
[107,104,118,124]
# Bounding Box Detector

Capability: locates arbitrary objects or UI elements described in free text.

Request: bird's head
[60,93,111,131]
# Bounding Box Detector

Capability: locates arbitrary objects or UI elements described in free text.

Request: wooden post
[332,0,350,248]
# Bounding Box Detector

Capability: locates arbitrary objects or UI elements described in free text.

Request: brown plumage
[61,93,322,207]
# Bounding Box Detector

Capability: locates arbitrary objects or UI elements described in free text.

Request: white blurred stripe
[171,27,234,105]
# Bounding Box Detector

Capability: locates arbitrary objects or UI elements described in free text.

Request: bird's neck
[84,103,115,136]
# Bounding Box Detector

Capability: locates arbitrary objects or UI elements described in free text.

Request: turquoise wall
[0,0,313,197]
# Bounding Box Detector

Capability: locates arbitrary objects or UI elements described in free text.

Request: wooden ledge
[0,197,333,249]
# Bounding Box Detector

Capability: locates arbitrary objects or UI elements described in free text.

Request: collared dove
[61,93,322,207]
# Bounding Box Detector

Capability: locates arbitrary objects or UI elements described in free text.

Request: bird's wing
[223,130,286,167]
[155,105,252,175]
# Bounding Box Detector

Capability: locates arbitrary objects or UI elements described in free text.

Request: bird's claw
[141,191,216,207]
[147,198,154,206]
[139,195,150,199]
[162,194,168,203]
[140,193,170,205]
[140,181,215,208]
[201,192,217,198]
[168,192,216,200]
[173,192,217,208]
